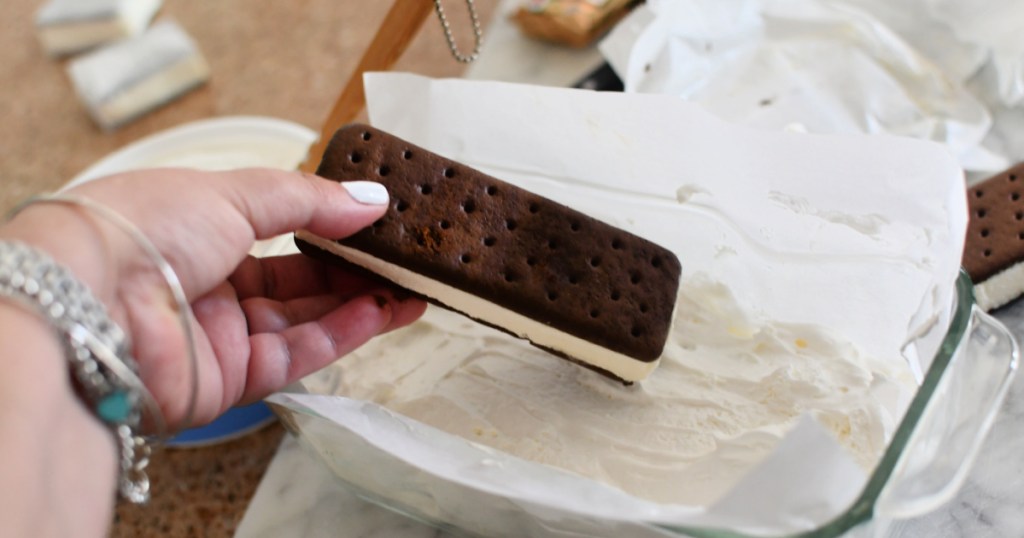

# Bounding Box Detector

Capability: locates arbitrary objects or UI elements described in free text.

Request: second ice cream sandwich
[35,0,162,56]
[296,124,682,383]
[963,163,1024,310]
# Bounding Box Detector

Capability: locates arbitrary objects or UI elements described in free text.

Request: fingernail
[341,181,389,205]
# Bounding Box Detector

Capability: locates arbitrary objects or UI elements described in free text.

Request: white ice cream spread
[321,273,914,506]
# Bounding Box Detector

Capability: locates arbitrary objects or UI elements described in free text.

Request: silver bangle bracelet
[3,192,201,504]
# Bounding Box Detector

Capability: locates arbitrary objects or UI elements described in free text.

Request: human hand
[2,168,426,431]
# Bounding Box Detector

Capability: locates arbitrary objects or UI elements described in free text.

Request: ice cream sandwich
[963,163,1024,311]
[35,0,162,57]
[296,125,682,383]
[66,20,209,130]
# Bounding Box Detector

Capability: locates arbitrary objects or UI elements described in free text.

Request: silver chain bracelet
[0,240,155,502]
[3,191,201,505]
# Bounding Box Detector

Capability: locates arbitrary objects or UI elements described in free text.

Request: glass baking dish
[269,271,1018,537]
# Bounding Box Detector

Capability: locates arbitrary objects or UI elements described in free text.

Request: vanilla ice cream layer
[296,231,662,382]
[975,263,1024,311]
[315,275,914,506]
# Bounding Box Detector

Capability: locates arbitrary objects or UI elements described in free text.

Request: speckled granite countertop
[0,0,495,212]
[0,1,494,536]
[112,424,285,537]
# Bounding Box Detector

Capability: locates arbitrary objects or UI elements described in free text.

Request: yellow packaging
[511,0,637,48]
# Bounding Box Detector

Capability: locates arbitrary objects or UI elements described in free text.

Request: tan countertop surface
[0,1,496,536]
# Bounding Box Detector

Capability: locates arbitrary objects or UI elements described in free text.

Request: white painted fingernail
[341,181,389,205]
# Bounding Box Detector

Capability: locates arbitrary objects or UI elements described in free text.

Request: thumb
[213,168,389,240]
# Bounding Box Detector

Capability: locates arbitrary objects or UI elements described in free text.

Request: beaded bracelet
[0,240,156,502]
[3,193,201,504]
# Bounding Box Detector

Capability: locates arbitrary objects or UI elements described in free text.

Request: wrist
[0,301,117,537]
[0,300,115,438]
[0,299,76,410]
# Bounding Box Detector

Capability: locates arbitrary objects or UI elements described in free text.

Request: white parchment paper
[269,74,967,535]
[599,0,1024,174]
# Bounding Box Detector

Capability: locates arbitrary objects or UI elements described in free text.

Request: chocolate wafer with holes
[295,124,682,383]
[963,162,1024,311]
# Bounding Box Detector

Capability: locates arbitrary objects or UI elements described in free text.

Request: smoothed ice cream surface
[321,275,915,506]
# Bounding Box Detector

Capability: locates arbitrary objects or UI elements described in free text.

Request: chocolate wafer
[963,163,1024,310]
[295,124,682,382]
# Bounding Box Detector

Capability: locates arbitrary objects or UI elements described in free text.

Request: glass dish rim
[656,270,977,538]
[280,271,996,537]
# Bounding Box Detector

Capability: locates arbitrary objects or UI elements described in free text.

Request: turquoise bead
[97,390,131,423]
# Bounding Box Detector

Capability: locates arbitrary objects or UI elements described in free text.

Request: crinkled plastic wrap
[599,0,1024,174]
[261,74,1002,536]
